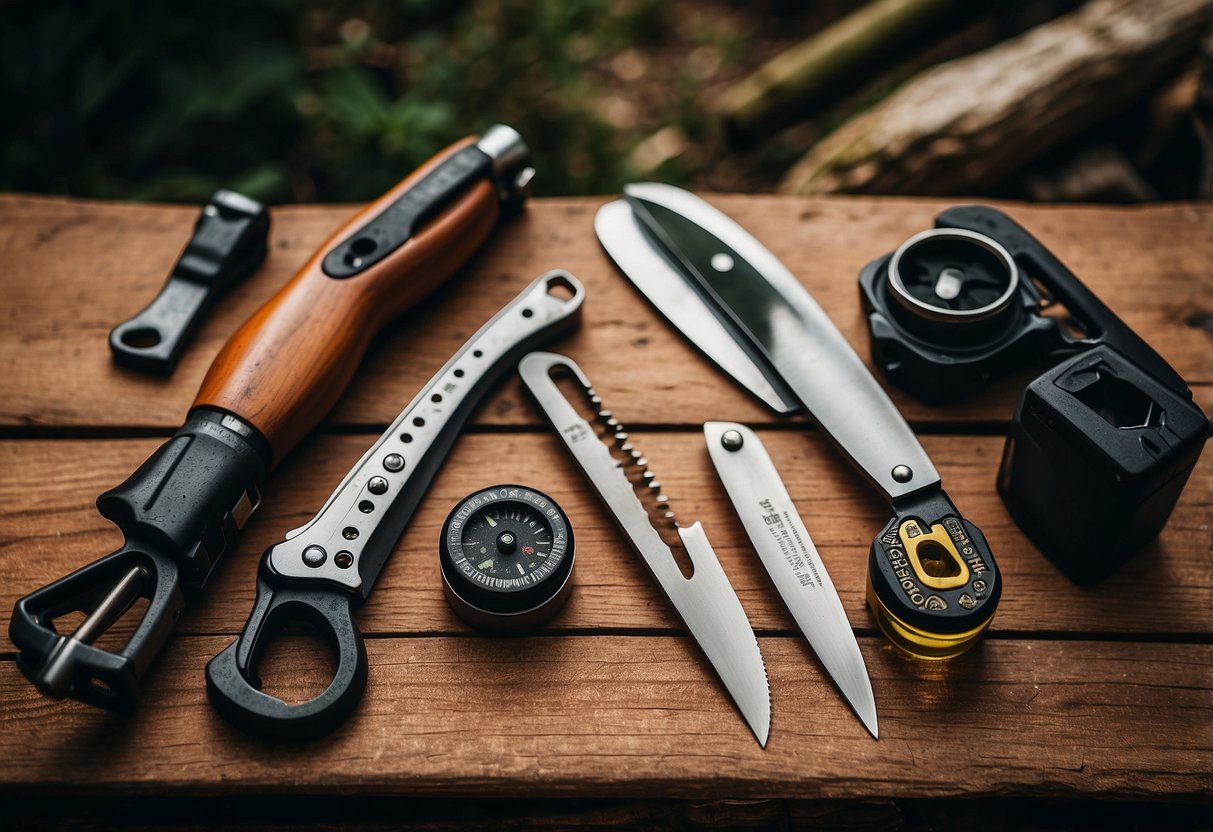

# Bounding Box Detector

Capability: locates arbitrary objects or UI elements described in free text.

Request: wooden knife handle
[194,134,507,463]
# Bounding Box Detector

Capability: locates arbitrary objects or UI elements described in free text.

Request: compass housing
[439,484,575,634]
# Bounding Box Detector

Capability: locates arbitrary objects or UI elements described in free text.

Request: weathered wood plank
[0,636,1207,799]
[1,194,1209,430]
[2,431,1208,638]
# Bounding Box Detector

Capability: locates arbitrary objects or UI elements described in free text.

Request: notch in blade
[519,351,771,746]
[595,199,799,415]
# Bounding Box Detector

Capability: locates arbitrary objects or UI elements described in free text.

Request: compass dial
[440,485,574,632]
[460,503,554,581]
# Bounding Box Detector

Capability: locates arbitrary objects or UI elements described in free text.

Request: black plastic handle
[8,546,184,710]
[204,574,367,741]
[109,190,270,375]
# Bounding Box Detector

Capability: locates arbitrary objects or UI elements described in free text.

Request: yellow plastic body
[866,573,994,659]
[867,520,996,660]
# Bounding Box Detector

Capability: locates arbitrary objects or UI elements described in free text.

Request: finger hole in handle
[204,588,367,741]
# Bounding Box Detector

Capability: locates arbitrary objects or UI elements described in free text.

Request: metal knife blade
[519,351,771,746]
[608,183,938,502]
[595,200,799,414]
[705,421,877,739]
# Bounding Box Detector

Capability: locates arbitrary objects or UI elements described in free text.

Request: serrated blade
[705,421,878,739]
[595,199,799,414]
[519,352,771,746]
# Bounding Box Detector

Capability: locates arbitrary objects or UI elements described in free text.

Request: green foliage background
[1,0,686,203]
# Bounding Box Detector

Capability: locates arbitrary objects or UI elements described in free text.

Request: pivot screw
[891,465,913,483]
[721,429,744,452]
[302,545,327,568]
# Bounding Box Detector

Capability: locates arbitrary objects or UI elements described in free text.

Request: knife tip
[860,709,879,740]
[740,690,770,749]
[752,719,770,748]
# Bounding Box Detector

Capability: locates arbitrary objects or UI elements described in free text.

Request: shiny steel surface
[520,351,771,746]
[617,182,938,502]
[706,421,878,738]
[595,199,798,414]
[269,272,584,593]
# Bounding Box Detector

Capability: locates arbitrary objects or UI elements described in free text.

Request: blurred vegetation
[0,0,763,202]
[4,1,1201,204]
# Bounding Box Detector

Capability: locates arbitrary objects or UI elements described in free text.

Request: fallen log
[712,0,963,147]
[779,0,1213,196]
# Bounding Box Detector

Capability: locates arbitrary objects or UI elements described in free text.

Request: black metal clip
[109,190,269,375]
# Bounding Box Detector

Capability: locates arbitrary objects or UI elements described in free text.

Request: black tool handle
[205,574,366,740]
[936,205,1191,398]
[109,190,270,375]
[8,408,267,706]
[8,548,183,710]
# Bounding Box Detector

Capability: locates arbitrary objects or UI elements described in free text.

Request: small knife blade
[519,351,771,746]
[705,421,878,739]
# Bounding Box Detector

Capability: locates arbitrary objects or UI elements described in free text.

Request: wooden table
[0,193,1209,828]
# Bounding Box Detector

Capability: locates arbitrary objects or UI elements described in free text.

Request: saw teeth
[574,386,684,543]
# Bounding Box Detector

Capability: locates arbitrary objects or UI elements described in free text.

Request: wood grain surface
[0,193,1209,808]
[0,637,1208,799]
[1,433,1208,638]
[1,194,1209,430]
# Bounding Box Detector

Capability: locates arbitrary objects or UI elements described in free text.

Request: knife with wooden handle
[9,125,534,712]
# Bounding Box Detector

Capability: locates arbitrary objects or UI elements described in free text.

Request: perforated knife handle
[194,126,533,463]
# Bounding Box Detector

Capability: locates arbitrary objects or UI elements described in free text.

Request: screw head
[302,545,327,568]
[721,429,744,452]
[383,453,405,472]
[891,464,913,483]
[368,476,388,495]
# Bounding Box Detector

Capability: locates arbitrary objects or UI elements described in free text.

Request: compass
[439,485,574,633]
